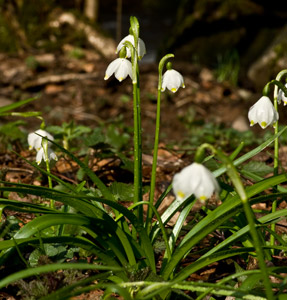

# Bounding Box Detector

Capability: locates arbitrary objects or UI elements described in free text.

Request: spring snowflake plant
[2,16,287,300]
[28,129,57,165]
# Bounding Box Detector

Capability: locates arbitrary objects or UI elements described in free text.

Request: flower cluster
[172,163,219,202]
[28,129,57,165]
[104,34,146,83]
[104,33,185,93]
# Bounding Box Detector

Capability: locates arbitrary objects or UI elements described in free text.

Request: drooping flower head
[28,129,54,151]
[116,34,146,59]
[277,83,287,106]
[248,96,279,129]
[36,147,58,165]
[161,63,185,93]
[172,162,219,202]
[104,58,133,82]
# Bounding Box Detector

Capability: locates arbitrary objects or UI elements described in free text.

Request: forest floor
[0,48,258,217]
[1,49,287,299]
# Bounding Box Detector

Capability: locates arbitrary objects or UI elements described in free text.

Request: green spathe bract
[0,16,287,300]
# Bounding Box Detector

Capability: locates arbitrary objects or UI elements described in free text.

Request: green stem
[133,81,140,201]
[129,16,143,222]
[43,140,54,209]
[147,88,162,226]
[195,144,274,299]
[131,54,142,224]
[271,77,279,251]
[146,54,174,230]
[136,65,143,220]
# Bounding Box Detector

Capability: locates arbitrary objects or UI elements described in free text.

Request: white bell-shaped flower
[161,69,185,93]
[104,58,132,82]
[116,34,146,59]
[28,129,54,151]
[172,162,219,202]
[36,147,58,165]
[248,96,279,129]
[277,83,287,106]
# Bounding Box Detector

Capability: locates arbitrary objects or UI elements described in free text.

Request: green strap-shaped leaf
[0,235,120,268]
[161,173,287,279]
[213,126,287,178]
[0,263,122,290]
[201,195,287,258]
[0,96,38,114]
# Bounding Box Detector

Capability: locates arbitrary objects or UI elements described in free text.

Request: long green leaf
[213,126,287,177]
[0,263,122,290]
[151,195,195,243]
[40,273,111,300]
[2,186,155,272]
[0,182,156,272]
[162,199,195,267]
[0,96,38,114]
[11,153,79,194]
[47,137,114,201]
[0,235,120,268]
[134,250,273,300]
[161,174,287,279]
[0,211,128,266]
[0,186,105,219]
[201,195,287,258]
[173,247,287,284]
[135,280,266,300]
[0,198,57,214]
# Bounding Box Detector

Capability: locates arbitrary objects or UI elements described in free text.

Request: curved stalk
[211,146,274,300]
[193,144,275,299]
[146,54,174,229]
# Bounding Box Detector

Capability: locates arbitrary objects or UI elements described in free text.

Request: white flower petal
[277,83,287,105]
[36,148,45,165]
[137,38,146,59]
[172,162,219,202]
[116,34,146,59]
[36,147,57,165]
[104,58,122,80]
[162,69,185,93]
[28,129,54,151]
[248,96,278,129]
[114,59,133,82]
[104,58,132,82]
